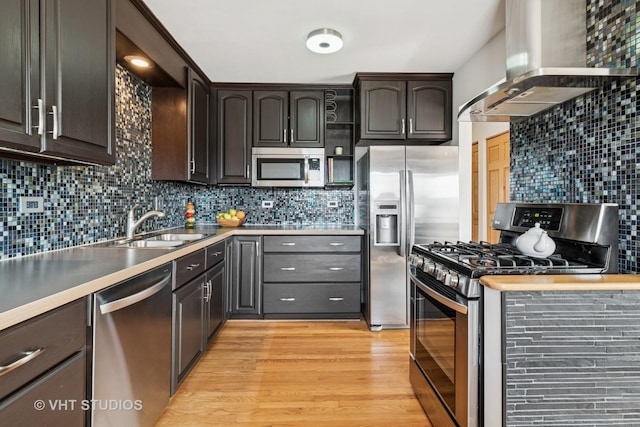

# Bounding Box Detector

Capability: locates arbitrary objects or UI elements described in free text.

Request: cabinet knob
[32,99,44,135]
[280,267,296,271]
[328,267,344,271]
[279,297,296,302]
[281,242,296,246]
[329,242,344,246]
[0,348,45,377]
[328,297,344,302]
[186,263,201,271]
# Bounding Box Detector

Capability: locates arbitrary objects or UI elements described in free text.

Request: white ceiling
[144,0,505,84]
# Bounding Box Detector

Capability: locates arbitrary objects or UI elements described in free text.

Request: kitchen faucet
[126,204,165,239]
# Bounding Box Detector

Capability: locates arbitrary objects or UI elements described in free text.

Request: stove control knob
[424,261,436,275]
[414,256,424,269]
[437,268,449,282]
[446,272,460,288]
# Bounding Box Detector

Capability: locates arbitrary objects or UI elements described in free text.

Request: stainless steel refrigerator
[356,145,459,330]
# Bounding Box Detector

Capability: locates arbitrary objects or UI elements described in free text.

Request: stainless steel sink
[145,233,206,241]
[112,240,185,249]
[100,232,209,249]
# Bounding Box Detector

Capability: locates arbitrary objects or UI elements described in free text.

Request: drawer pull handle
[280,297,296,302]
[328,267,344,271]
[328,297,344,302]
[281,242,296,246]
[0,347,45,377]
[210,251,222,256]
[186,263,201,270]
[329,242,344,246]
[280,267,296,271]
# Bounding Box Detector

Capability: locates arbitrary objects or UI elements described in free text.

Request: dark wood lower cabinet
[230,236,262,318]
[0,298,87,425]
[205,261,225,340]
[172,275,205,394]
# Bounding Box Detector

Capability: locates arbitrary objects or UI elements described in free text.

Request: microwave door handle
[304,157,309,184]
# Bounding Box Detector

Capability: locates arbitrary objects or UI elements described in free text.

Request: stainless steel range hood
[458,0,638,122]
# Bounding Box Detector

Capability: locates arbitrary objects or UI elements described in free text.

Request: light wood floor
[155,319,432,427]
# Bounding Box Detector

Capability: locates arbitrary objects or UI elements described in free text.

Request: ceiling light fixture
[124,55,153,68]
[306,28,343,54]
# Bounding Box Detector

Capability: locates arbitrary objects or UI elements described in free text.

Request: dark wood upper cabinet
[253,90,324,148]
[189,70,210,183]
[355,73,452,144]
[0,0,115,164]
[152,68,210,185]
[253,91,287,147]
[358,80,406,140]
[407,80,452,141]
[216,89,252,185]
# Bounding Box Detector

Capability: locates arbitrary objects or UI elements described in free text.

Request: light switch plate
[20,197,44,213]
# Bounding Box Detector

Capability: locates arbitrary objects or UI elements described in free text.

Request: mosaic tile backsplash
[0,66,354,260]
[510,0,639,273]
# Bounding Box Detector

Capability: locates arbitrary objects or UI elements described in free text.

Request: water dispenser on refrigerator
[374,200,399,246]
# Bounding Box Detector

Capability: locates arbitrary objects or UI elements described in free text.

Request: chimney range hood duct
[458,0,638,122]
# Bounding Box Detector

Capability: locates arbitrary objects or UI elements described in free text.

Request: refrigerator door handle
[399,170,406,257]
[407,170,415,253]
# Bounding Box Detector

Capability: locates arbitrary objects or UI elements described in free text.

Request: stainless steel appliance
[251,147,324,187]
[357,145,459,330]
[92,263,172,427]
[408,202,619,427]
[458,0,637,122]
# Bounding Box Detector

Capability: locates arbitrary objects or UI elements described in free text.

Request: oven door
[410,273,479,427]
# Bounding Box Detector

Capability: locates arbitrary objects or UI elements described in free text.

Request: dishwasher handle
[99,273,172,315]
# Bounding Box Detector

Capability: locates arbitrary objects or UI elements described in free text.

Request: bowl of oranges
[216,208,246,227]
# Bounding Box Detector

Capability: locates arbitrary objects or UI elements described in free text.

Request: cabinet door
[359,80,406,140]
[253,90,287,147]
[289,91,324,147]
[217,90,252,184]
[41,0,115,164]
[407,80,452,141]
[189,69,210,183]
[205,262,225,341]
[0,0,40,152]
[172,276,204,387]
[231,236,262,316]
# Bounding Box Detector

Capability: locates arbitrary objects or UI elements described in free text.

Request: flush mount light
[306,28,343,54]
[124,55,153,68]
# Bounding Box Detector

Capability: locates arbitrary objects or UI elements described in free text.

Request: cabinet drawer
[264,254,361,282]
[263,283,360,314]
[263,235,361,253]
[174,249,206,289]
[0,299,86,401]
[205,240,226,269]
[0,350,86,425]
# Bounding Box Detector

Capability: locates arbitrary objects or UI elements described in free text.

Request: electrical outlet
[262,200,274,208]
[328,200,339,208]
[20,197,44,213]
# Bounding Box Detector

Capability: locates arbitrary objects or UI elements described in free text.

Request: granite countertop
[480,274,640,292]
[0,224,364,331]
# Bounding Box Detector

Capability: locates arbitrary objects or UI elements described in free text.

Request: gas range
[409,202,619,298]
[409,203,619,427]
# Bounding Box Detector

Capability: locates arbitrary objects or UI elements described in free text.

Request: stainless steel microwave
[251,147,325,187]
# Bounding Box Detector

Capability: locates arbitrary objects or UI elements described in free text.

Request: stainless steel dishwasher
[91,263,172,427]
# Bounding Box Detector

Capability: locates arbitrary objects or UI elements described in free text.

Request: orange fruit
[236,211,246,219]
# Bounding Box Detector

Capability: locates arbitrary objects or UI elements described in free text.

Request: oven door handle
[410,275,468,315]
